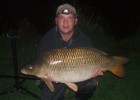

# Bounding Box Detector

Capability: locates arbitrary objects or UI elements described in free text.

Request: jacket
[37,26,93,55]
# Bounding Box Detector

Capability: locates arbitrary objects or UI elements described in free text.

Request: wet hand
[92,69,103,78]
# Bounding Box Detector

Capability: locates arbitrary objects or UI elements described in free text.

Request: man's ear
[75,18,78,25]
[55,17,57,25]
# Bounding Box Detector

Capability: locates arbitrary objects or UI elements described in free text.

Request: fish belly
[48,65,98,83]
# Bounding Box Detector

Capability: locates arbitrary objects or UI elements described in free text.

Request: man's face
[55,14,78,35]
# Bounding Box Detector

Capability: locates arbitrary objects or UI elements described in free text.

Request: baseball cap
[56,4,78,17]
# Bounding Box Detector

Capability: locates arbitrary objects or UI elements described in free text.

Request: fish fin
[65,83,78,92]
[109,56,129,78]
[43,79,54,92]
[90,48,108,55]
[113,56,129,65]
[109,65,125,78]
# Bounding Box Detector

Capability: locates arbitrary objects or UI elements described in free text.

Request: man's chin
[63,32,69,34]
[60,29,73,35]
[61,31,70,34]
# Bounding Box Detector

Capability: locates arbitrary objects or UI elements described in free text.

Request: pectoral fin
[65,83,78,92]
[43,78,54,92]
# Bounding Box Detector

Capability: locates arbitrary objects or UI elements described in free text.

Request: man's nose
[63,19,68,27]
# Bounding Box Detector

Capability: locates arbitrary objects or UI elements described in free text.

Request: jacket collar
[56,26,79,41]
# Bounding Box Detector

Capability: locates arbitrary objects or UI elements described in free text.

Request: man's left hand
[92,69,103,78]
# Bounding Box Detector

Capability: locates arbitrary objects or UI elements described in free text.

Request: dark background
[0,0,140,39]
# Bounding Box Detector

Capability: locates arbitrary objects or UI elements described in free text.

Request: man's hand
[92,69,103,85]
[92,69,103,78]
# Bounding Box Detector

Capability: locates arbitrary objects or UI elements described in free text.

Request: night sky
[0,0,140,39]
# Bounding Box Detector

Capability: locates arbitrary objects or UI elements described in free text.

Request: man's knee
[74,79,97,99]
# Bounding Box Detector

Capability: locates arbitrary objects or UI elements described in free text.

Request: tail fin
[109,56,129,78]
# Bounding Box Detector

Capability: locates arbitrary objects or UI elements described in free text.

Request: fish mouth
[21,69,27,75]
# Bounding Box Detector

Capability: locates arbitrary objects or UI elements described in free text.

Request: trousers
[39,78,97,100]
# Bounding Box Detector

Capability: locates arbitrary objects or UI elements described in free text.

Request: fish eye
[29,66,33,69]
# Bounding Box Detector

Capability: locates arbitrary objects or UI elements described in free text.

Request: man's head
[55,4,78,36]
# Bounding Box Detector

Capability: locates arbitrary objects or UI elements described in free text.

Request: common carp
[21,47,129,92]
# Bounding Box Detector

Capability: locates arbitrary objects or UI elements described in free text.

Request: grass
[0,35,40,100]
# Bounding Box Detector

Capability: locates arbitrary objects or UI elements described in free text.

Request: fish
[21,47,129,92]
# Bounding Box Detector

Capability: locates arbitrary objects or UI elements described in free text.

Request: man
[37,3,103,100]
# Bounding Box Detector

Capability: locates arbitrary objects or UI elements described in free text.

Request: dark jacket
[37,26,93,55]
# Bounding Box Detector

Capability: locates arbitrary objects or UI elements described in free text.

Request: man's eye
[68,17,74,20]
[58,17,64,20]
